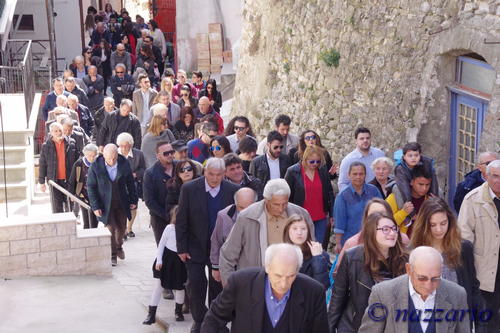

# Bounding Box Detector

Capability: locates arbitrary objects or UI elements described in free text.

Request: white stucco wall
[176,0,243,71]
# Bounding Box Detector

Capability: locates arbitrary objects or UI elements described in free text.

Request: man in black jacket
[87,144,138,266]
[143,36,163,76]
[143,141,176,244]
[97,99,141,151]
[39,122,78,213]
[224,153,263,200]
[110,64,135,105]
[249,130,290,186]
[67,94,94,137]
[93,96,117,140]
[201,243,328,333]
[176,157,239,333]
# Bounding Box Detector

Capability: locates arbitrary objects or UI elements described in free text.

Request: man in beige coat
[219,178,314,284]
[132,73,157,131]
[458,159,500,332]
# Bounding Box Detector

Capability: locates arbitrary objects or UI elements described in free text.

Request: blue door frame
[448,90,488,205]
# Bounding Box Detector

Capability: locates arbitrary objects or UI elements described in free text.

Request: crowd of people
[36,3,500,333]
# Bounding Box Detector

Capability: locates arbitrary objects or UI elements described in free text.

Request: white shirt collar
[408,278,436,300]
[205,178,221,198]
[489,186,499,201]
[118,147,133,158]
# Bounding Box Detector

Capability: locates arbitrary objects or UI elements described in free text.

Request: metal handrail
[48,179,91,210]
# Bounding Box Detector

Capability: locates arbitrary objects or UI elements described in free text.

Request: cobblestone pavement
[112,200,194,332]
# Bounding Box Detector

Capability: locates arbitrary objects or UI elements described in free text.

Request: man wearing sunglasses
[359,246,469,333]
[110,63,135,105]
[132,73,158,132]
[250,131,291,186]
[226,116,254,152]
[453,151,498,212]
[188,122,218,164]
[143,141,177,245]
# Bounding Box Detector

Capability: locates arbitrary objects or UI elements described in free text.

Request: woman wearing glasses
[177,85,198,109]
[198,79,222,113]
[141,115,176,168]
[284,145,334,245]
[328,212,407,332]
[288,130,336,176]
[165,159,199,221]
[410,197,487,332]
[209,135,232,159]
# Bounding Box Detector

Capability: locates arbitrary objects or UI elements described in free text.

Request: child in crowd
[394,142,439,203]
[143,206,187,325]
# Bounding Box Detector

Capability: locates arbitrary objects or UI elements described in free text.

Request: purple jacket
[210,204,238,269]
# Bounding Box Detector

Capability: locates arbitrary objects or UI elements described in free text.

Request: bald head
[406,246,443,300]
[478,151,499,177]
[264,244,303,299]
[234,188,257,212]
[409,246,442,268]
[198,96,210,114]
[103,144,118,166]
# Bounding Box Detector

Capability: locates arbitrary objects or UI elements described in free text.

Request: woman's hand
[308,241,323,257]
[329,163,339,175]
[155,263,162,271]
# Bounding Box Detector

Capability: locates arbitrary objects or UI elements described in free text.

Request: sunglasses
[210,145,222,151]
[180,166,193,173]
[181,93,189,97]
[308,160,321,165]
[116,71,124,74]
[207,86,213,89]
[271,145,284,150]
[207,134,216,139]
[86,51,92,54]
[305,135,316,141]
[162,150,175,156]
[376,225,399,235]
[234,126,246,132]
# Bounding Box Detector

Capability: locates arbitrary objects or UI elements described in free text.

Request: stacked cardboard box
[197,33,210,72]
[223,50,232,63]
[208,23,223,73]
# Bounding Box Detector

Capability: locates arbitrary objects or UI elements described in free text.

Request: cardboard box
[210,49,223,57]
[198,42,210,51]
[210,57,223,65]
[209,42,223,52]
[199,66,210,73]
[198,50,210,60]
[197,33,209,44]
[223,50,232,63]
[208,23,222,34]
[210,64,222,73]
[198,59,211,67]
[209,32,222,41]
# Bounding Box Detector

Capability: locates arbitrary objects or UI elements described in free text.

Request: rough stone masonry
[232,0,500,197]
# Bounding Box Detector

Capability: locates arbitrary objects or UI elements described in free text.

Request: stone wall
[233,0,500,196]
[0,213,112,278]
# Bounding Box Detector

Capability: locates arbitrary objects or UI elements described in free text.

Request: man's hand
[40,184,47,192]
[212,270,221,282]
[130,204,137,210]
[155,263,162,271]
[94,209,102,217]
[329,163,339,175]
[178,253,191,262]
[403,202,414,214]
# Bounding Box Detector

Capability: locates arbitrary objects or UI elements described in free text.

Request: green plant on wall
[283,59,290,74]
[319,48,341,68]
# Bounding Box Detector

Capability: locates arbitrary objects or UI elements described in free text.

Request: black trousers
[107,200,127,256]
[150,214,168,245]
[81,206,99,229]
[50,179,70,213]
[185,261,223,323]
[482,289,500,332]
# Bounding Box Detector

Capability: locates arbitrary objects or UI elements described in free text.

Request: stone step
[0,146,28,164]
[0,181,28,202]
[0,164,27,183]
[0,131,30,146]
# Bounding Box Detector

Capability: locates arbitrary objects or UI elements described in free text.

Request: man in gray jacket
[219,178,314,284]
[358,246,470,333]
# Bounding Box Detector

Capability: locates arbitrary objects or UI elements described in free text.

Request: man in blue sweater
[42,78,70,120]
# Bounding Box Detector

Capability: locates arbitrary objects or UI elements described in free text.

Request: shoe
[182,300,190,314]
[190,322,201,333]
[163,289,174,300]
[128,231,135,238]
[111,256,117,266]
[123,233,128,241]
[175,303,184,321]
[142,305,157,325]
[117,249,125,260]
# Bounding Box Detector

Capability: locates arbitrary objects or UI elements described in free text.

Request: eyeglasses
[207,134,216,139]
[180,166,193,173]
[210,145,222,151]
[162,150,175,156]
[86,51,92,54]
[305,135,316,141]
[376,226,399,235]
[207,86,213,90]
[181,93,189,97]
[308,160,321,165]
[116,71,124,74]
[234,126,246,132]
[271,145,284,150]
[416,275,442,283]
[479,160,492,166]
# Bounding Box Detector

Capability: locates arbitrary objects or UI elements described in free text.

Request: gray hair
[486,160,500,175]
[67,94,79,102]
[409,246,443,267]
[234,187,258,205]
[56,95,68,103]
[371,157,394,171]
[204,157,225,171]
[61,117,74,126]
[74,55,84,63]
[264,243,303,273]
[116,132,134,146]
[115,63,126,71]
[151,103,167,116]
[56,114,70,123]
[120,98,133,108]
[478,151,498,162]
[263,179,291,200]
[49,122,63,131]
[104,96,115,104]
[83,143,98,154]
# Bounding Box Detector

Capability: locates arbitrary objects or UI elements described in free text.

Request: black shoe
[175,303,184,321]
[190,322,201,333]
[117,249,125,260]
[111,257,117,266]
[163,289,174,300]
[142,305,157,325]
[123,233,128,241]
[128,231,135,237]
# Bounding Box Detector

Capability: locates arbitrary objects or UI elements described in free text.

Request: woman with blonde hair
[284,145,334,245]
[141,115,175,168]
[160,77,174,96]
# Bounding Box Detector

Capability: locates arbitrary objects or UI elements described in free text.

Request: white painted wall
[176,0,243,71]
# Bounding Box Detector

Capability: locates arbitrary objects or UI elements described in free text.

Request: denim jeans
[314,218,328,244]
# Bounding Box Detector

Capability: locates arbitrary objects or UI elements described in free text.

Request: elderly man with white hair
[359,246,469,333]
[202,243,329,333]
[459,159,500,331]
[175,157,240,333]
[192,96,224,134]
[42,77,71,120]
[67,93,94,137]
[219,178,314,285]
